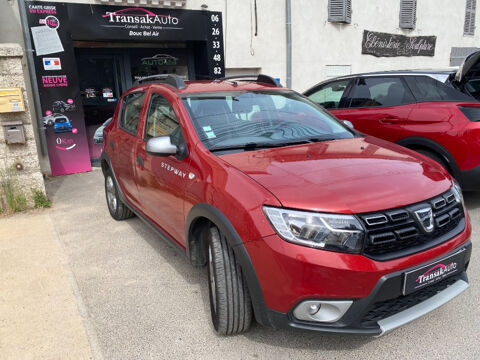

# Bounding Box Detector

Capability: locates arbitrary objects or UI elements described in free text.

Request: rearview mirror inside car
[332,85,346,91]
[342,120,354,130]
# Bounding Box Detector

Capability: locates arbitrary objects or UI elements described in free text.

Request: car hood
[219,137,452,214]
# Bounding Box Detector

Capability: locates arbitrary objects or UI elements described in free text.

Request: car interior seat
[383,83,405,107]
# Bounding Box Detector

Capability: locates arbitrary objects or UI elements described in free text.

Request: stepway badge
[43,58,61,70]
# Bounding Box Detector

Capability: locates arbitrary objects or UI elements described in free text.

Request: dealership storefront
[23,1,224,176]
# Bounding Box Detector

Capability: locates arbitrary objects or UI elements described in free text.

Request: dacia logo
[414,207,434,233]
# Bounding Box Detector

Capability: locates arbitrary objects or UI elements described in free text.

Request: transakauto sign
[102,8,180,26]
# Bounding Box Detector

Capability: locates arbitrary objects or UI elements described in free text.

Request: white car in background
[93,117,112,144]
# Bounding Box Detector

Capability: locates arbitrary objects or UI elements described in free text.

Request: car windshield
[56,118,67,123]
[181,90,354,152]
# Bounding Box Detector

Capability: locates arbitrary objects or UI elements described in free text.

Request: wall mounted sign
[26,1,92,176]
[68,4,207,42]
[24,1,225,176]
[362,30,436,57]
[66,4,224,78]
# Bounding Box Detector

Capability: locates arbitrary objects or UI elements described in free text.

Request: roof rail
[218,74,282,87]
[133,74,186,89]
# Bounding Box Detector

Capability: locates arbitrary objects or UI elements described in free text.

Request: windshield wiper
[209,140,313,152]
[308,136,338,142]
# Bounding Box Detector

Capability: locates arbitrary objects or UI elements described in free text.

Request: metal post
[286,0,292,88]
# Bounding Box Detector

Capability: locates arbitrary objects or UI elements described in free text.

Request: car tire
[105,170,134,220]
[47,120,54,126]
[416,149,450,173]
[207,226,252,335]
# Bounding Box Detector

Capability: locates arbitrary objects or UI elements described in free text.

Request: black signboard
[68,4,208,42]
[362,30,436,57]
[67,4,224,78]
[207,12,224,77]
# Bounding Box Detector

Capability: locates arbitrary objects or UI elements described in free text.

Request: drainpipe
[17,0,48,155]
[286,0,292,88]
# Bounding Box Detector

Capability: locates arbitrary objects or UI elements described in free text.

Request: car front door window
[145,93,185,146]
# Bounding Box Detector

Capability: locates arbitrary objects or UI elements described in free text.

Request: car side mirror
[146,136,178,157]
[342,120,354,130]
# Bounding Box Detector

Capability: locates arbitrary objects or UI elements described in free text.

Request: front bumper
[245,227,471,334]
[262,242,471,335]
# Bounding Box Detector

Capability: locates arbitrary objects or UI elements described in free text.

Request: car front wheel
[207,226,252,335]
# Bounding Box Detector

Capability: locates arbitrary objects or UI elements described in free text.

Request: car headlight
[451,180,465,208]
[263,206,365,253]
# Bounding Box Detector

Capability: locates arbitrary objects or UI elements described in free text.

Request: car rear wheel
[105,171,134,220]
[207,226,252,335]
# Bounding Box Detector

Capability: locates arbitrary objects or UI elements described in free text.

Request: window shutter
[399,0,417,29]
[450,47,480,66]
[328,0,352,24]
[464,0,477,35]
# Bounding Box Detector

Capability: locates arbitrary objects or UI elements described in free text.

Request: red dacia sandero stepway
[101,74,471,336]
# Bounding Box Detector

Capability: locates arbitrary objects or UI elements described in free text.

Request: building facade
[0,0,479,182]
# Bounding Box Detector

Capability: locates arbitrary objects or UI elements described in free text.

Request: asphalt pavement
[45,169,480,360]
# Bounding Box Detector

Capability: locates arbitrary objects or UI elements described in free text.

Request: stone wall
[0,43,45,207]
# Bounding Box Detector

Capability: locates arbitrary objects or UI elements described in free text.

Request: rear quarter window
[404,76,474,102]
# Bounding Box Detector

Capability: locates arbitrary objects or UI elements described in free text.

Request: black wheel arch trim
[185,203,270,327]
[396,137,462,181]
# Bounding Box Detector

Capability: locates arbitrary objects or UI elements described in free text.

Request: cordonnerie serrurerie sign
[362,30,436,57]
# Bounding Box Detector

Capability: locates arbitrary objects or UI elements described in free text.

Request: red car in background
[304,52,480,190]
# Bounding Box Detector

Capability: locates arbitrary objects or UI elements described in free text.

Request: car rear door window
[307,79,351,109]
[119,92,145,135]
[349,77,415,108]
[404,76,474,102]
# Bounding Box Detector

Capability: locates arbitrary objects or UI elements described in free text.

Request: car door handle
[379,116,400,124]
[137,156,144,166]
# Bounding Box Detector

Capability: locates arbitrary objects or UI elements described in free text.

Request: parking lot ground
[4,168,480,360]
[0,211,94,360]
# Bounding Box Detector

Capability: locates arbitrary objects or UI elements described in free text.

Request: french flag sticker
[43,57,61,70]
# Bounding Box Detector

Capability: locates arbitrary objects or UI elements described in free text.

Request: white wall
[9,0,480,93]
[193,0,480,91]
[289,0,480,91]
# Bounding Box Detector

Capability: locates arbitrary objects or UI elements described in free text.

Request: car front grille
[359,189,464,260]
[360,274,460,328]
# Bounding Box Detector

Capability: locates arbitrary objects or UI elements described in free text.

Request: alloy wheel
[106,176,117,212]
